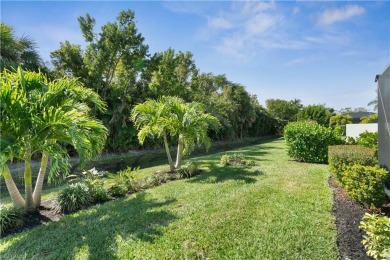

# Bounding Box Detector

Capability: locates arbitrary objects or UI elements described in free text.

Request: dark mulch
[329,176,372,260]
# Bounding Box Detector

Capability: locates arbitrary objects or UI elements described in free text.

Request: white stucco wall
[346,123,378,139]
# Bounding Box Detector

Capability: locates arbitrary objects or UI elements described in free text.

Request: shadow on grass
[1,192,176,259]
[189,162,265,184]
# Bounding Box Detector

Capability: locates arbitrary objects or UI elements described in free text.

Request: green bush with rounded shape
[56,183,93,213]
[360,213,390,259]
[357,131,378,155]
[342,165,388,207]
[328,145,377,184]
[284,121,342,163]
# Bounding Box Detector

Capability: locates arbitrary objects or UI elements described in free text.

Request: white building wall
[346,123,378,139]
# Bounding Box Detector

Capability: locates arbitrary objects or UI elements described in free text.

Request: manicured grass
[0,138,338,259]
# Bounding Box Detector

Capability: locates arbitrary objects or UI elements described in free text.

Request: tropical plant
[132,96,220,170]
[360,213,390,259]
[265,98,301,122]
[178,161,201,179]
[0,204,23,234]
[56,183,93,213]
[0,22,45,72]
[107,167,138,196]
[0,67,107,211]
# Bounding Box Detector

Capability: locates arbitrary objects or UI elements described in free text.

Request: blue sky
[2,1,389,111]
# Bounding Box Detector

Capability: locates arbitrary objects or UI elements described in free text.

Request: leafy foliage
[284,122,342,163]
[0,205,23,234]
[0,22,46,72]
[296,104,334,126]
[56,183,93,213]
[107,167,138,197]
[0,67,107,210]
[360,113,378,123]
[356,131,378,155]
[220,153,256,167]
[265,98,301,123]
[328,145,377,183]
[178,162,201,178]
[360,213,390,259]
[341,165,388,207]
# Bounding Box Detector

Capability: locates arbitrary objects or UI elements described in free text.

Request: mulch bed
[329,176,372,260]
[2,176,388,260]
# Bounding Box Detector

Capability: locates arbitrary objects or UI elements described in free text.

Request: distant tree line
[0,9,376,152]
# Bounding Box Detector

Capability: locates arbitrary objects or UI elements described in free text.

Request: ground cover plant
[0,138,338,259]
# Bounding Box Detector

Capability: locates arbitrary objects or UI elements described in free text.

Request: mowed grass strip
[0,138,337,259]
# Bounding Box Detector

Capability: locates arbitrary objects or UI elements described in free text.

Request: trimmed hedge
[284,121,342,163]
[328,145,377,184]
[342,165,388,207]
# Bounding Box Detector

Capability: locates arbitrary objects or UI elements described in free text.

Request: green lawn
[0,138,338,259]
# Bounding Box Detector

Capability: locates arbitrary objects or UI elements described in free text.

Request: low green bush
[220,153,256,167]
[107,167,138,196]
[342,165,388,207]
[0,204,23,235]
[56,183,93,213]
[178,162,201,179]
[88,185,110,202]
[360,213,390,259]
[328,145,377,183]
[284,121,342,163]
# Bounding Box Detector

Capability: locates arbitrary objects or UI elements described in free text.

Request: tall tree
[51,9,149,151]
[265,99,301,122]
[297,104,334,126]
[0,22,45,72]
[149,48,197,100]
[0,67,107,211]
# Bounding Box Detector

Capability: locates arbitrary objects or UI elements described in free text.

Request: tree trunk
[175,138,184,169]
[163,134,175,172]
[24,153,36,212]
[33,151,49,207]
[2,165,25,209]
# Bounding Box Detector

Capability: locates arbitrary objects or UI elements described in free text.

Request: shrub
[328,145,377,183]
[107,167,138,196]
[360,213,390,259]
[357,131,378,155]
[88,185,110,202]
[0,205,23,234]
[178,162,201,179]
[56,183,93,213]
[284,121,342,163]
[219,153,255,167]
[342,165,388,207]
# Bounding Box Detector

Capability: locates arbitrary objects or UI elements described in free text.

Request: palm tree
[131,96,220,171]
[131,99,175,172]
[0,67,107,211]
[0,23,44,72]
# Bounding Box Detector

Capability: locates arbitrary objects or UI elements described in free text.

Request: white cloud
[318,5,365,26]
[240,1,276,15]
[292,7,300,15]
[208,17,234,30]
[245,13,283,36]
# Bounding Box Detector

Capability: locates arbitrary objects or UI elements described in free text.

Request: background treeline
[1,10,278,152]
[0,9,376,152]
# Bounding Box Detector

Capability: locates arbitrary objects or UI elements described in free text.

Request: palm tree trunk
[163,134,175,172]
[175,138,184,169]
[24,153,36,212]
[33,151,49,207]
[2,164,25,208]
